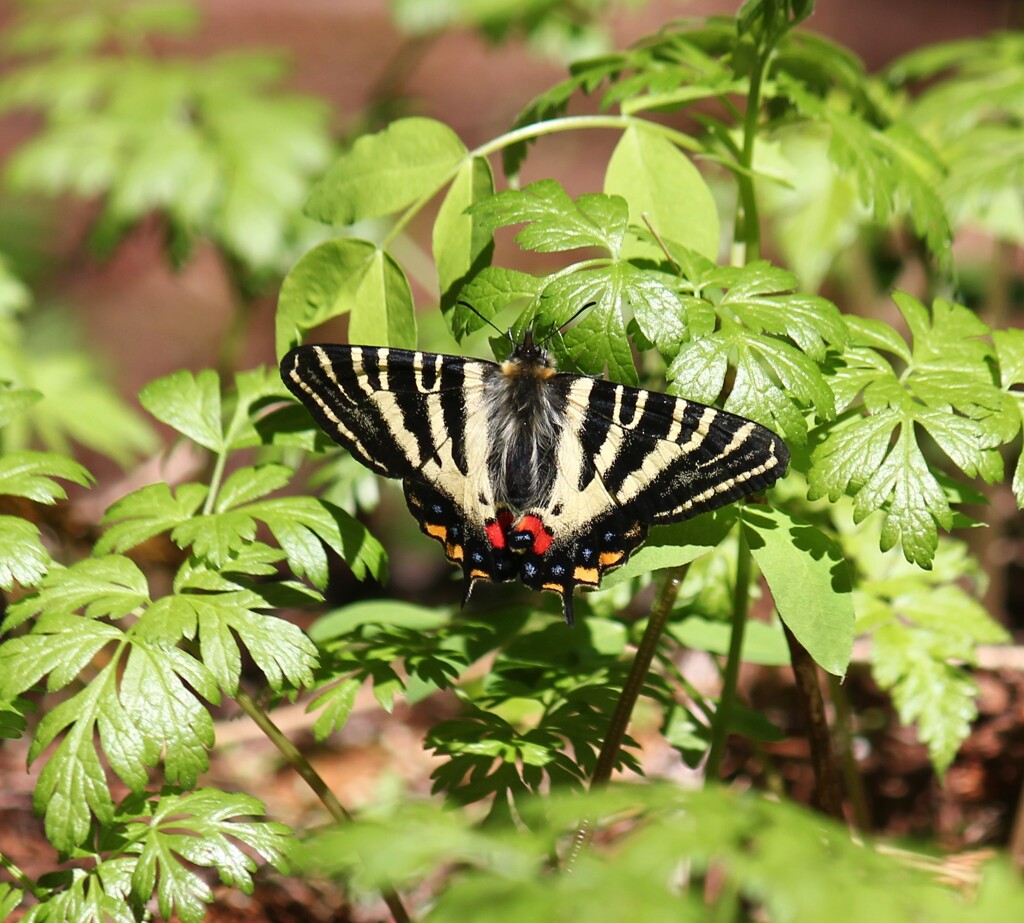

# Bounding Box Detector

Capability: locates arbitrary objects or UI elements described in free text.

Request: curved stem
[704,532,752,781]
[234,688,411,923]
[381,114,702,249]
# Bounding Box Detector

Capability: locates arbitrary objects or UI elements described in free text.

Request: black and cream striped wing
[510,375,789,610]
[280,344,522,588]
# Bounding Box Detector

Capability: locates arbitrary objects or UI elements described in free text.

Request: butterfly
[281,329,788,625]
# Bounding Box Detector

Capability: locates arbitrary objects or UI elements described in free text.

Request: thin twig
[704,534,752,780]
[234,688,412,923]
[565,565,687,868]
[784,624,844,821]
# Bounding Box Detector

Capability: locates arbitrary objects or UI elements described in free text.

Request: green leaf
[539,268,639,385]
[0,449,92,501]
[244,496,388,588]
[433,155,495,309]
[604,123,719,260]
[0,515,50,590]
[145,591,317,693]
[742,506,854,676]
[122,789,291,923]
[275,238,416,353]
[669,614,790,666]
[470,179,629,254]
[0,322,157,467]
[306,117,466,225]
[0,385,42,427]
[780,75,952,267]
[810,294,1005,567]
[993,329,1024,506]
[140,369,223,452]
[97,482,208,556]
[4,555,149,631]
[450,267,543,338]
[213,463,292,513]
[309,676,362,741]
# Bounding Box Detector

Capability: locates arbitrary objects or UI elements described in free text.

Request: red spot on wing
[485,520,506,549]
[515,514,553,555]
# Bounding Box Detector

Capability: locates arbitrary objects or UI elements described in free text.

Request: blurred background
[2,1,1024,918]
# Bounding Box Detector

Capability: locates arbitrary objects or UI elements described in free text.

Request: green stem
[732,35,774,263]
[201,450,228,516]
[565,565,687,869]
[0,850,46,901]
[704,532,752,780]
[234,689,411,923]
[591,566,687,787]
[381,114,701,249]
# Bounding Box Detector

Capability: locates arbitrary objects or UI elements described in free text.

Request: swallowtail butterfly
[281,333,788,625]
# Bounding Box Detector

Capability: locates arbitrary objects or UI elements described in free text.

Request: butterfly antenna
[541,301,596,349]
[456,300,514,348]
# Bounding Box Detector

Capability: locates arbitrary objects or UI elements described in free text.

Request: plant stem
[783,624,845,820]
[565,565,687,869]
[592,566,687,788]
[0,851,46,901]
[829,672,871,832]
[234,688,412,923]
[704,533,752,781]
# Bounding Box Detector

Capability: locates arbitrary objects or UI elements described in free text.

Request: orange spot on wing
[426,523,447,541]
[573,566,599,585]
[599,551,623,568]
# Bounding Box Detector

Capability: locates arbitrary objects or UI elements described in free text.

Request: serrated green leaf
[712,261,848,360]
[604,123,719,260]
[871,623,979,774]
[0,515,50,590]
[470,180,629,254]
[213,463,292,513]
[145,591,316,693]
[123,789,291,923]
[309,676,362,741]
[140,369,223,451]
[0,324,157,467]
[306,117,466,225]
[4,555,149,631]
[276,238,416,353]
[810,293,1005,567]
[0,449,92,501]
[994,328,1024,506]
[540,268,637,384]
[743,506,854,676]
[97,481,208,555]
[433,155,495,309]
[245,496,388,588]
[450,266,543,339]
